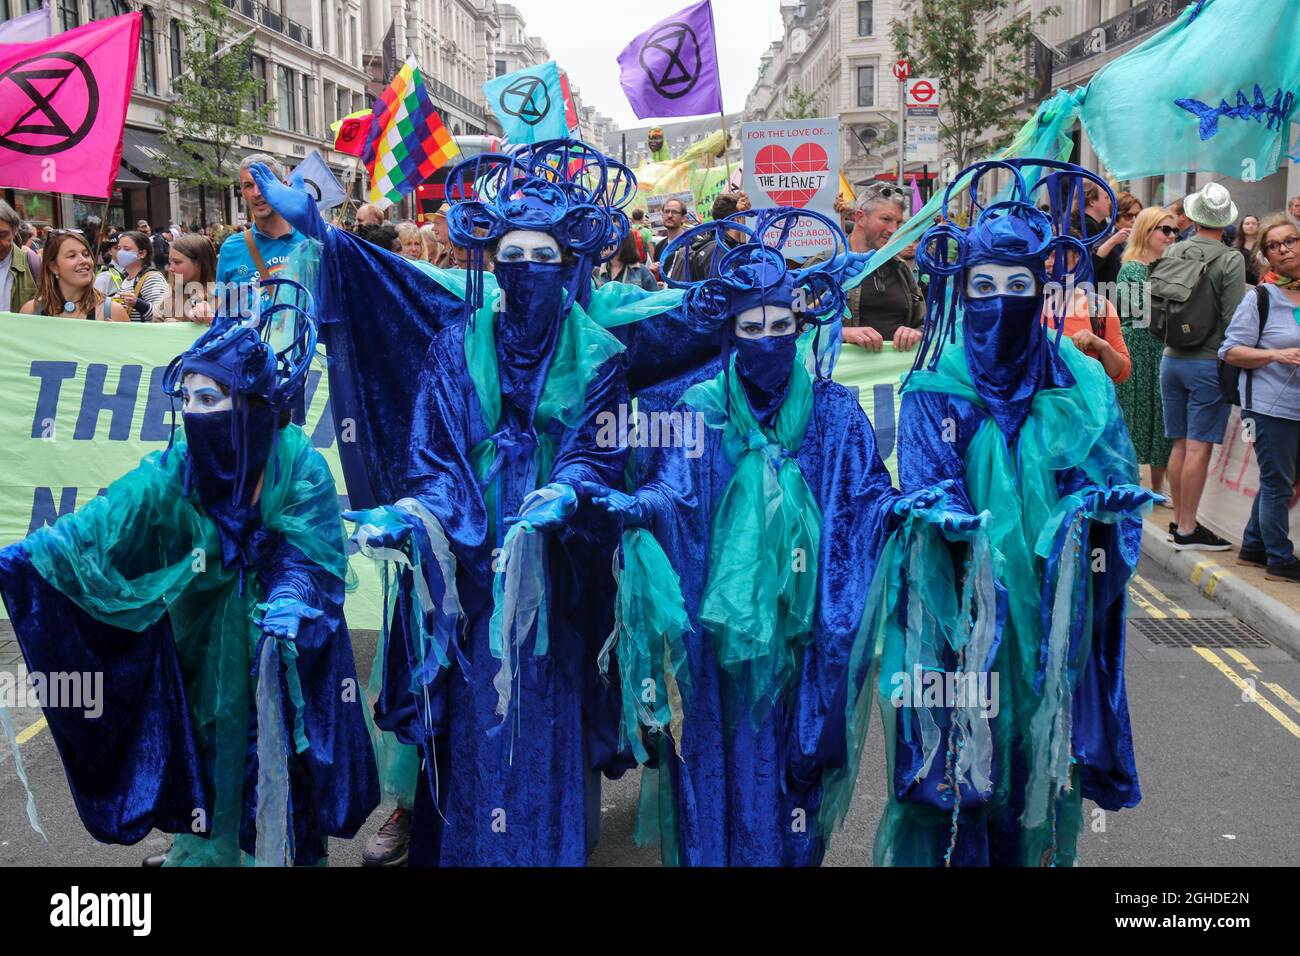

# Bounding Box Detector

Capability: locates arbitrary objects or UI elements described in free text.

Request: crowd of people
[0,140,1296,871]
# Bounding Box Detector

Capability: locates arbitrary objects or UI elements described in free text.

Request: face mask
[493,259,569,350]
[961,292,1046,438]
[183,403,276,567]
[115,249,140,270]
[733,331,797,426]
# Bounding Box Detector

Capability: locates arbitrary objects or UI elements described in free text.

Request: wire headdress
[161,276,319,505]
[659,206,851,341]
[442,138,637,320]
[911,157,1117,376]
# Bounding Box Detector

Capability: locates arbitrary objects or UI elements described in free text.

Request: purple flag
[0,6,52,44]
[617,0,723,120]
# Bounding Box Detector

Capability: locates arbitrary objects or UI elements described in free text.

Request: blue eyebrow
[971,272,995,282]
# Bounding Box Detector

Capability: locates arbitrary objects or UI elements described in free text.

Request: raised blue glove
[343,506,413,553]
[1088,485,1165,515]
[256,596,323,641]
[579,480,653,529]
[504,482,578,532]
[248,162,327,241]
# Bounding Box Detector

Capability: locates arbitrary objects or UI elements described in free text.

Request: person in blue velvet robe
[877,159,1160,867]
[583,211,982,866]
[249,141,721,866]
[0,284,379,865]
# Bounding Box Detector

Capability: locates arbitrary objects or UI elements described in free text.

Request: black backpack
[1217,285,1269,407]
[1147,241,1232,348]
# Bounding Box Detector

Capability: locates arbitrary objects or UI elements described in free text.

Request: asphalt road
[2,557,1297,867]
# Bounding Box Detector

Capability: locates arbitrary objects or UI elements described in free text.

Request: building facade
[361,0,498,138]
[745,0,908,189]
[892,0,1300,212]
[1,0,374,230]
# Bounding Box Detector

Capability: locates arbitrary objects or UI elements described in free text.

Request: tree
[157,0,274,196]
[781,85,820,120]
[890,0,1060,174]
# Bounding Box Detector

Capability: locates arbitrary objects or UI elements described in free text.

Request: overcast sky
[504,0,785,130]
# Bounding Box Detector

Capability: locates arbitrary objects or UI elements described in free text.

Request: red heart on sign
[752,143,830,207]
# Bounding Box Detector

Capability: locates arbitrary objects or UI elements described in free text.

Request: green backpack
[1146,241,1231,348]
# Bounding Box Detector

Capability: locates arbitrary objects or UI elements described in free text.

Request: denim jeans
[1242,411,1300,567]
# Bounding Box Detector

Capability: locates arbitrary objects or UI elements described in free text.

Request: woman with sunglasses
[1114,207,1180,502]
[1219,214,1300,582]
[20,230,128,321]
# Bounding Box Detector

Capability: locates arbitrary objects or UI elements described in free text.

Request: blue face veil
[441,139,635,420]
[659,208,849,425]
[912,159,1117,438]
[161,277,318,567]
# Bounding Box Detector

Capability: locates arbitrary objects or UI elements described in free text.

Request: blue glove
[343,506,413,552]
[504,482,578,532]
[893,480,985,534]
[256,596,323,642]
[248,162,327,241]
[579,480,653,529]
[1088,485,1165,515]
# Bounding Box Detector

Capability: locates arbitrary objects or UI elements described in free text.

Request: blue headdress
[659,206,851,348]
[911,158,1117,378]
[161,276,318,509]
[441,137,636,321]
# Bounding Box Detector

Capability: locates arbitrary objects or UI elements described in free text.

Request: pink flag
[0,12,141,199]
[910,174,922,214]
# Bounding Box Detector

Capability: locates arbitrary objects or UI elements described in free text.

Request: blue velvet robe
[892,356,1142,867]
[307,229,719,866]
[0,428,379,864]
[635,376,901,866]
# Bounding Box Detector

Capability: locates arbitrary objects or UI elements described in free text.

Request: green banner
[831,343,916,479]
[0,314,915,628]
[0,312,383,629]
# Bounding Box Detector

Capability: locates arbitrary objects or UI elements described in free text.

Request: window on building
[496,59,506,77]
[277,65,296,131]
[91,1,128,19]
[249,54,269,110]
[320,0,328,50]
[58,0,79,30]
[169,19,183,83]
[856,65,875,108]
[302,76,311,137]
[857,1,873,36]
[138,8,156,93]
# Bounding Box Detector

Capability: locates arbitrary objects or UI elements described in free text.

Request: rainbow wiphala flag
[362,57,461,207]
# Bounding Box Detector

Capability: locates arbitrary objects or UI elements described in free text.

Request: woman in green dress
[1116,206,1179,499]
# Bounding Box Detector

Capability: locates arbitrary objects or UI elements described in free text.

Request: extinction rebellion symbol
[639,21,702,100]
[0,51,99,156]
[499,75,551,126]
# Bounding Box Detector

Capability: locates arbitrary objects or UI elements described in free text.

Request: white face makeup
[965,263,1037,299]
[182,372,233,414]
[496,229,562,264]
[734,304,797,340]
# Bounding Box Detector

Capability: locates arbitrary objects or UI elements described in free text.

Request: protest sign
[741,118,840,258]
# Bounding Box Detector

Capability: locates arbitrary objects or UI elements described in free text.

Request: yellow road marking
[1128,586,1166,618]
[1264,682,1300,717]
[15,716,46,745]
[1190,559,1216,586]
[1192,647,1300,739]
[1133,574,1191,619]
[1222,648,1261,673]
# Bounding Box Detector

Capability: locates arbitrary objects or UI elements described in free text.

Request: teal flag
[1080,0,1300,180]
[483,60,569,144]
